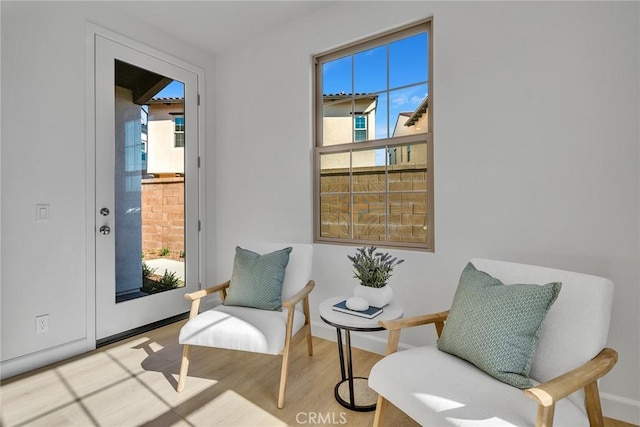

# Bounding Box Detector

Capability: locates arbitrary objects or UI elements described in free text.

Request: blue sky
[155,80,185,98]
[322,31,428,141]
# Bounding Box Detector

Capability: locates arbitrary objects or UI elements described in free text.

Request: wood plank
[0,320,633,427]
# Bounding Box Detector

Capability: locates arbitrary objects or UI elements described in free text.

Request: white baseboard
[311,321,639,425]
[0,339,89,380]
[601,392,640,425]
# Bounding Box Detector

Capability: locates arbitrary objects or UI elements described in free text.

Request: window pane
[351,147,377,170]
[354,192,386,241]
[320,194,351,239]
[354,45,386,94]
[373,92,389,140]
[320,151,351,175]
[322,55,351,95]
[390,84,428,138]
[320,151,351,239]
[390,32,428,89]
[388,142,427,166]
[353,95,376,143]
[352,149,384,193]
[387,141,428,244]
[323,94,353,146]
[352,147,386,241]
[388,190,428,244]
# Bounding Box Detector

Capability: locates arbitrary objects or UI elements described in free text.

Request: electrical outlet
[36,315,49,334]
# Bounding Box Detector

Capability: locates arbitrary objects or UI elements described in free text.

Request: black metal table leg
[336,328,346,381]
[333,327,377,412]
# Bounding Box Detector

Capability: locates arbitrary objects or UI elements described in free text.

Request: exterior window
[174,116,185,147]
[354,115,367,142]
[314,19,433,250]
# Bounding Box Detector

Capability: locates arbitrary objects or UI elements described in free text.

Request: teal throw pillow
[223,246,292,311]
[437,262,561,389]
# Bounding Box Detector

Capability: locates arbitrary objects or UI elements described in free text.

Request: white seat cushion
[369,346,587,427]
[179,305,306,355]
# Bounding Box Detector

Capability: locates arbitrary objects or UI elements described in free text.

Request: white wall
[0,1,215,375]
[213,1,639,423]
[1,0,638,423]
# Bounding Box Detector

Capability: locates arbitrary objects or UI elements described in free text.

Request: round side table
[319,296,403,412]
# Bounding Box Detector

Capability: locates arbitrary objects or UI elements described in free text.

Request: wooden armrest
[282,280,315,309]
[184,281,230,301]
[379,310,449,355]
[379,310,449,331]
[183,281,230,320]
[524,348,618,407]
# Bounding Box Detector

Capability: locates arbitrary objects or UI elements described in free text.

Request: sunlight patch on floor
[0,338,217,426]
[183,389,287,426]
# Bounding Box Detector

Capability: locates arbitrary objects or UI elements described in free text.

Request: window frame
[313,19,434,251]
[174,115,185,148]
[354,115,367,142]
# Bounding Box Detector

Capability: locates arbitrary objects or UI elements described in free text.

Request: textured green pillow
[437,262,561,389]
[223,246,292,311]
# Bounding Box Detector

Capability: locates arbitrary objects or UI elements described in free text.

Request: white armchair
[369,258,617,427]
[176,243,314,409]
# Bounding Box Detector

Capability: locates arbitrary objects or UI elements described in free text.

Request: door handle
[99,225,111,235]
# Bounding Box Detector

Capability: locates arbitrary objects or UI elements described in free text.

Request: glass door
[94,35,199,341]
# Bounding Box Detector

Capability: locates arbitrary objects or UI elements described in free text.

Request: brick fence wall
[320,164,428,244]
[140,166,427,252]
[141,177,185,254]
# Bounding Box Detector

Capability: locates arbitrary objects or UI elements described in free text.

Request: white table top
[319,296,403,331]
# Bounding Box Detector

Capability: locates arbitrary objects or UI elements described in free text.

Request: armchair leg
[585,381,605,427]
[373,395,388,427]
[304,296,313,356]
[306,326,314,356]
[278,343,291,409]
[177,344,191,392]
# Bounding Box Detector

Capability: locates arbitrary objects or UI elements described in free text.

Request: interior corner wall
[0,1,215,378]
[212,1,639,423]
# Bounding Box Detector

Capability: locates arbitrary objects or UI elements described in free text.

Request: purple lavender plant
[347,246,404,288]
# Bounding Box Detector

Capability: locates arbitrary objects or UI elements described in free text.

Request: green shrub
[159,270,180,287]
[142,269,182,294]
[142,262,157,279]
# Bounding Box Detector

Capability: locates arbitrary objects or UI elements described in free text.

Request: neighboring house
[389,95,428,165]
[321,93,377,169]
[146,97,185,176]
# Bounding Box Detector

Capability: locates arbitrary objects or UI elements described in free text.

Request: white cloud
[392,94,409,106]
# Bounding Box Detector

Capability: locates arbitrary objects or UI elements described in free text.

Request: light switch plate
[36,204,50,222]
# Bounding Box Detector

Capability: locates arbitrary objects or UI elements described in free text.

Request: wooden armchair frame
[373,311,618,427]
[177,279,315,409]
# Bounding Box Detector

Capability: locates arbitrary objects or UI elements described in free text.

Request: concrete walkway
[144,258,185,281]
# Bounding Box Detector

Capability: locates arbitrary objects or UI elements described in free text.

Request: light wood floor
[0,320,635,427]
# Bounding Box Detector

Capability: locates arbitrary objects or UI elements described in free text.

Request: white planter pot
[353,284,393,308]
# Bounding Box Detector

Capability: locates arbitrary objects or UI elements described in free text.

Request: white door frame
[85,23,205,347]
